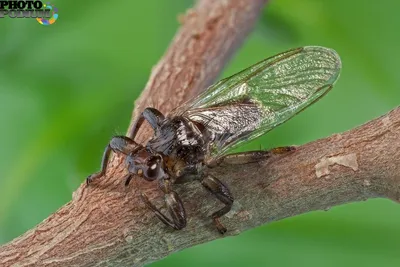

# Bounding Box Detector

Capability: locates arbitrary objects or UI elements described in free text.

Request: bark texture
[1,0,399,266]
[0,0,273,266]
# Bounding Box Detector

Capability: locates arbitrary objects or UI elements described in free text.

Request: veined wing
[172,46,342,158]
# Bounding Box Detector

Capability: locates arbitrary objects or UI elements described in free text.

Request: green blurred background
[1,0,399,266]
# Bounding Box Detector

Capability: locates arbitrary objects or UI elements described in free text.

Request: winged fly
[87,46,342,233]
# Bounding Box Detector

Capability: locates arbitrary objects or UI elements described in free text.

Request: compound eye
[144,156,162,181]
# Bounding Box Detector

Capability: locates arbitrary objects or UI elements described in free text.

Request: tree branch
[2,0,399,266]
[0,0,271,266]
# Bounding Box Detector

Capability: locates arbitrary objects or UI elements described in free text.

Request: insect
[86,46,341,234]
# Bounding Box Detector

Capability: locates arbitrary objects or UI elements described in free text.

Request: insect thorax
[142,117,206,184]
[146,117,206,167]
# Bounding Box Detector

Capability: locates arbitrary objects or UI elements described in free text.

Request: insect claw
[86,175,93,186]
[214,218,227,234]
[219,227,227,234]
[86,172,105,186]
[124,174,134,187]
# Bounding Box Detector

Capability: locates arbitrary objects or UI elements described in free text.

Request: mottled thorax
[146,118,205,162]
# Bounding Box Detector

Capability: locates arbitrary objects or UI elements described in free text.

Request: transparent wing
[171,46,342,158]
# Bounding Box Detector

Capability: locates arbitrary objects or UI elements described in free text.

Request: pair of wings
[169,46,342,158]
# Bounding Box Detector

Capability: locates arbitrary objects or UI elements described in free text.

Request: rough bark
[0,0,273,266]
[1,0,399,266]
[2,107,400,267]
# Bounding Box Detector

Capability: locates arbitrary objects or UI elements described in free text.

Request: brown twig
[0,0,271,266]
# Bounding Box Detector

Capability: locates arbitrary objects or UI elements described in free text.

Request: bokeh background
[1,0,400,266]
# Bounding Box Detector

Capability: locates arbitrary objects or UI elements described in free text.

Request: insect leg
[201,175,233,234]
[140,179,187,230]
[86,144,112,185]
[124,174,134,186]
[206,146,296,167]
[86,136,141,185]
[270,146,296,154]
[128,108,165,140]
